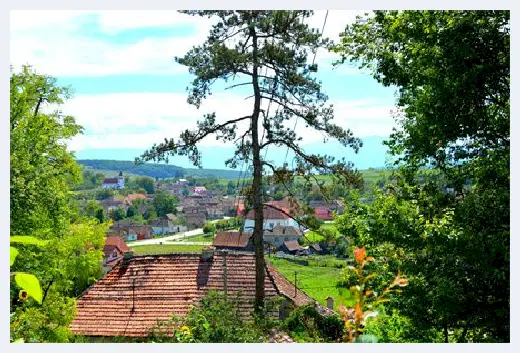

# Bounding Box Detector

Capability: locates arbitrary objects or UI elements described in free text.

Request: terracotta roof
[70,253,313,337]
[213,231,252,248]
[104,236,130,257]
[282,240,303,252]
[245,206,290,220]
[125,194,147,203]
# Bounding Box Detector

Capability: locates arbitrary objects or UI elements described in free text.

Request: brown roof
[70,253,313,337]
[282,240,303,252]
[103,178,119,184]
[212,231,252,248]
[245,206,290,220]
[165,213,177,221]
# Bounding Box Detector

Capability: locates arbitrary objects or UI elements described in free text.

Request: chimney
[326,296,334,310]
[123,250,134,260]
[202,247,215,260]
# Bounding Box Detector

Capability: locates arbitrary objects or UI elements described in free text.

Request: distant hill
[76,159,245,179]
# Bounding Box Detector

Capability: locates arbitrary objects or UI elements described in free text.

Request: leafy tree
[143,205,157,220]
[10,66,108,342]
[126,205,137,218]
[203,222,216,235]
[109,207,126,222]
[95,189,115,200]
[136,176,155,194]
[153,190,179,217]
[140,10,362,312]
[333,10,509,342]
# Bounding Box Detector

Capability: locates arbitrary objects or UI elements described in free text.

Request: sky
[10,10,398,170]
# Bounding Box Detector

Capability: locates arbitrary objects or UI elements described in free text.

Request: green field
[267,256,349,310]
[131,244,206,255]
[304,223,340,244]
[185,233,215,243]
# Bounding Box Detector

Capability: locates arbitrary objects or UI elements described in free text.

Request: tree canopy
[139,10,363,311]
[333,10,509,342]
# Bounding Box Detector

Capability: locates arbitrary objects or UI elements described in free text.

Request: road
[127,228,204,247]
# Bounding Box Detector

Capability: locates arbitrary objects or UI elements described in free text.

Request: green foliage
[150,291,267,343]
[109,207,126,221]
[10,66,109,342]
[14,273,42,304]
[284,305,344,342]
[202,222,216,235]
[135,176,155,194]
[333,11,509,342]
[153,190,179,217]
[95,189,115,200]
[126,205,137,218]
[10,65,82,238]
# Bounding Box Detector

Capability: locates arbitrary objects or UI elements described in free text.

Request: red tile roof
[245,206,290,220]
[104,236,130,257]
[70,253,313,337]
[213,231,252,248]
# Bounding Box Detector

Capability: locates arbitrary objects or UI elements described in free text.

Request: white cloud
[10,10,370,77]
[58,91,395,152]
[10,10,213,76]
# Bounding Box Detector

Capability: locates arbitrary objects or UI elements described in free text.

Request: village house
[263,225,303,248]
[98,199,125,214]
[107,224,153,242]
[212,231,254,251]
[149,214,187,235]
[185,213,206,229]
[308,199,345,215]
[314,206,334,221]
[193,186,208,196]
[244,206,305,232]
[101,171,125,189]
[102,236,131,276]
[70,251,317,338]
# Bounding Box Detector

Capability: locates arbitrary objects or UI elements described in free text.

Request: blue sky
[10,10,398,170]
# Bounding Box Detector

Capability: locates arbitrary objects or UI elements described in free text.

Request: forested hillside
[77,159,244,179]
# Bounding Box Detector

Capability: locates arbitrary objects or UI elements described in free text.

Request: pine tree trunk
[250,24,265,314]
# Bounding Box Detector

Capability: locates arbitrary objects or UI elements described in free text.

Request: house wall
[151,226,169,235]
[243,218,301,231]
[125,234,137,242]
[264,235,301,247]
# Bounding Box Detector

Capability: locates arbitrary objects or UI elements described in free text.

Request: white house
[243,206,304,232]
[102,171,125,189]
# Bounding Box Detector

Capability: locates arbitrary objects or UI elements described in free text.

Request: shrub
[284,305,344,342]
[149,291,267,343]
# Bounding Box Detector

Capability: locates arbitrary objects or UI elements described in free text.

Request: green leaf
[14,273,43,304]
[10,247,19,266]
[10,236,48,247]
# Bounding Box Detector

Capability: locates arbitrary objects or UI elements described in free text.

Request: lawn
[303,223,340,244]
[266,256,350,310]
[185,233,215,243]
[131,244,206,255]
